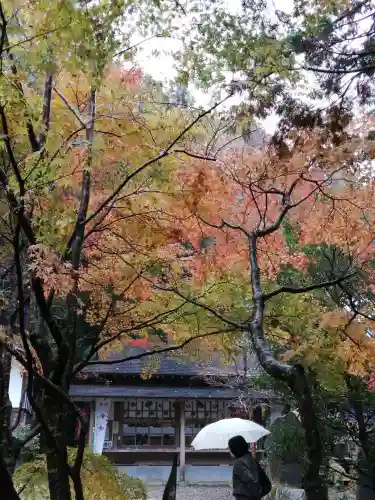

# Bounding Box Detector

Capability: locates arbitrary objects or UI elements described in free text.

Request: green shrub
[266,414,306,464]
[13,424,41,462]
[13,448,147,500]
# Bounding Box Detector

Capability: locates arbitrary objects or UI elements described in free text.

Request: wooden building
[69,348,280,483]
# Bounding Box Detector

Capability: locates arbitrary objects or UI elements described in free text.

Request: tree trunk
[358,449,375,500]
[249,327,328,499]
[0,454,20,500]
[288,364,328,500]
[46,447,72,500]
[248,232,328,500]
[43,396,72,500]
[346,376,375,499]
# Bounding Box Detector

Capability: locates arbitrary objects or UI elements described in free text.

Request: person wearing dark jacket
[228,435,262,500]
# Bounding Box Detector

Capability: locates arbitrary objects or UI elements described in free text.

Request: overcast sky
[130,0,370,135]
[124,0,295,133]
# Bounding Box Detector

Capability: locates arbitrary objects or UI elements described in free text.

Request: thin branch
[214,128,262,157]
[173,0,187,15]
[32,126,86,185]
[173,149,216,161]
[155,284,246,330]
[82,95,231,227]
[74,301,191,373]
[198,215,250,237]
[114,33,166,58]
[222,218,250,235]
[53,87,86,127]
[263,272,357,301]
[301,64,375,75]
[1,23,71,54]
[254,175,302,237]
[343,293,375,324]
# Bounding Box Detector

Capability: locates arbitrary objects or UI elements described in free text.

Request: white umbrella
[191,418,270,451]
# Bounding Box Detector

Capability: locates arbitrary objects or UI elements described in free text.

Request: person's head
[228,435,249,458]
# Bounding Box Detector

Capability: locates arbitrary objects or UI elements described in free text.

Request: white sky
[126,0,294,133]
[131,32,280,133]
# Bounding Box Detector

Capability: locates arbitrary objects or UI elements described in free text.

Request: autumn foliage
[172,133,375,276]
[15,65,201,358]
[3,1,375,498]
[6,57,375,380]
[156,128,375,384]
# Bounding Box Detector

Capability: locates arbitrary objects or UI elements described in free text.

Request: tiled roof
[69,384,267,400]
[82,347,261,378]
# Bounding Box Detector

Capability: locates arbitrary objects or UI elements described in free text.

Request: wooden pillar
[179,400,185,482]
[88,400,94,451]
[175,402,180,447]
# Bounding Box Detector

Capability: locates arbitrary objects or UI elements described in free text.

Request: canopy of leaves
[0,24,216,363]
[158,0,375,128]
[286,0,375,105]
[160,126,375,383]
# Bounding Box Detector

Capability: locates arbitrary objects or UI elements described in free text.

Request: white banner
[93,399,110,455]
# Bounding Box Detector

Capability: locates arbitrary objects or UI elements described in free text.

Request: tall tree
[155,123,375,500]
[0,1,231,498]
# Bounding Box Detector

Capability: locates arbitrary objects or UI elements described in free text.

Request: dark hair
[228,435,249,458]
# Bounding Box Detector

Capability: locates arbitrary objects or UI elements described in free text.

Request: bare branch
[254,175,302,238]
